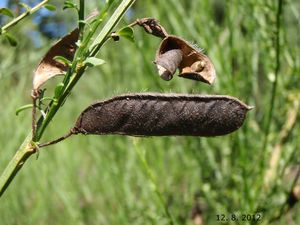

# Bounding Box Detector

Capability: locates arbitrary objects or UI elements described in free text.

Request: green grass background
[0,0,300,224]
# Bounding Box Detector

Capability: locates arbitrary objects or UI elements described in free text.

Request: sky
[0,0,9,8]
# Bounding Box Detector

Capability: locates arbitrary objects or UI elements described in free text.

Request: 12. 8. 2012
[216,213,262,222]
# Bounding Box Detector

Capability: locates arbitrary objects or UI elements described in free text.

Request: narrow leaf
[40,97,55,102]
[63,1,78,10]
[0,8,14,18]
[44,4,57,11]
[18,3,31,11]
[4,33,18,46]
[83,57,105,67]
[117,27,134,43]
[16,104,34,116]
[54,83,65,99]
[106,0,116,7]
[53,56,71,66]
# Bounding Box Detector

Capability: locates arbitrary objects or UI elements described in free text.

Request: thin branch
[78,0,85,39]
[31,90,40,139]
[261,0,284,163]
[89,0,136,55]
[38,130,74,148]
[0,0,49,34]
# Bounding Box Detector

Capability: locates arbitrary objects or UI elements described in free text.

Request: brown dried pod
[32,28,79,90]
[73,93,252,137]
[130,18,168,39]
[155,35,216,84]
[154,49,183,80]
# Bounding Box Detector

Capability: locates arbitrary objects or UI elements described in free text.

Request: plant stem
[0,0,49,35]
[38,130,74,148]
[89,0,136,56]
[133,139,175,225]
[0,134,34,197]
[262,0,283,159]
[255,0,284,217]
[0,0,137,198]
[78,0,85,39]
[36,0,136,141]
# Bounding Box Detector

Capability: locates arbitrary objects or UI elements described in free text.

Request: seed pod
[154,49,183,80]
[155,35,216,84]
[133,18,168,38]
[73,93,252,137]
[33,28,79,90]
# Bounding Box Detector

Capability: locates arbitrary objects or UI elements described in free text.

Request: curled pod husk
[73,93,252,137]
[33,28,79,90]
[155,35,216,84]
[154,49,183,80]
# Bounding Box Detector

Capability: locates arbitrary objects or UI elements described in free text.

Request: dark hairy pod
[73,93,252,137]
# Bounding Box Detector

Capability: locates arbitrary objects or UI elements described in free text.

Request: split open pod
[154,35,216,84]
[32,28,79,91]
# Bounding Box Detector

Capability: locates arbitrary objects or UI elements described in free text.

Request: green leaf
[54,83,65,99]
[78,20,87,26]
[16,104,33,116]
[84,57,106,67]
[44,4,57,11]
[40,97,55,102]
[0,8,14,18]
[4,33,17,46]
[63,1,78,10]
[89,0,137,53]
[53,56,71,66]
[106,0,116,7]
[18,3,31,11]
[117,27,135,43]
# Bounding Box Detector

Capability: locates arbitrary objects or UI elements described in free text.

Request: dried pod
[156,35,216,84]
[73,93,252,137]
[154,49,183,80]
[33,28,79,90]
[132,18,168,38]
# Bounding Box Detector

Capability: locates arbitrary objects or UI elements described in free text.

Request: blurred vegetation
[0,0,299,224]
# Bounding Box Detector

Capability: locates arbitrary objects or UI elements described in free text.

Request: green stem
[35,66,86,140]
[133,139,175,225]
[89,0,136,56]
[78,0,85,39]
[0,134,34,197]
[0,0,137,198]
[36,0,136,141]
[262,0,283,158]
[256,0,284,217]
[0,0,49,35]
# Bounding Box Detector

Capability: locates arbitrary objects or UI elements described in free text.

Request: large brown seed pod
[155,35,216,84]
[73,93,252,137]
